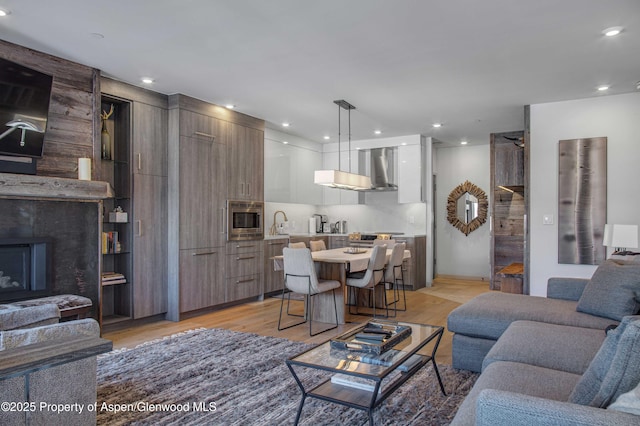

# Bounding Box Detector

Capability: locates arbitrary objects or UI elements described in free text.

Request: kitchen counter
[263,233,425,240]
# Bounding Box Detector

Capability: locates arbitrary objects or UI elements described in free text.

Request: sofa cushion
[569,316,640,407]
[577,260,640,321]
[450,361,581,426]
[608,380,640,416]
[483,320,606,374]
[448,292,616,341]
[0,303,60,331]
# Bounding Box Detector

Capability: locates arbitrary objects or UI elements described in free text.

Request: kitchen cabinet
[132,173,168,318]
[179,247,225,312]
[328,235,349,249]
[225,241,263,302]
[133,102,168,177]
[264,138,323,204]
[228,123,264,201]
[264,238,287,294]
[178,131,228,249]
[397,144,423,203]
[168,94,266,320]
[396,236,426,290]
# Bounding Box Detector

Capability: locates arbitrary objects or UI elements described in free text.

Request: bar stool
[384,242,407,315]
[309,240,327,252]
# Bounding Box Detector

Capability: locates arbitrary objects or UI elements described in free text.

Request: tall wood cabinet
[228,123,264,200]
[168,94,265,321]
[100,78,169,325]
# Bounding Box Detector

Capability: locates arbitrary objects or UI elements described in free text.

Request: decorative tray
[330,320,412,355]
[343,248,367,254]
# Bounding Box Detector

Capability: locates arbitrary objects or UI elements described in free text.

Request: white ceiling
[1,0,639,146]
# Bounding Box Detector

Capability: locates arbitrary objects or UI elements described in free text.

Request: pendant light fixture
[314,100,372,191]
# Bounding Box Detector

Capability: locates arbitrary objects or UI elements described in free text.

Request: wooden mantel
[0,173,114,201]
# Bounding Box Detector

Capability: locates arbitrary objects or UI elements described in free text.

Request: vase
[101,119,111,160]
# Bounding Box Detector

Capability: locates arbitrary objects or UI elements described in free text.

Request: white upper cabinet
[264,135,323,205]
[398,144,423,203]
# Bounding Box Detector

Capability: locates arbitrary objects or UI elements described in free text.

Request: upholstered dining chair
[309,239,327,252]
[346,244,388,318]
[278,247,340,336]
[288,242,306,248]
[384,242,407,315]
[373,238,395,247]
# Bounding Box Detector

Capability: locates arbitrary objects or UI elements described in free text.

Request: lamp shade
[314,169,372,191]
[603,224,639,250]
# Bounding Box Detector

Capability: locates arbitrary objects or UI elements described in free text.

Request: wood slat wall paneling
[490,130,526,292]
[0,40,99,179]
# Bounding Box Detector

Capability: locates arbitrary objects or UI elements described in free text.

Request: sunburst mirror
[447,180,488,236]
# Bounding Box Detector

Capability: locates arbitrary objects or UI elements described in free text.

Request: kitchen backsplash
[265,201,427,235]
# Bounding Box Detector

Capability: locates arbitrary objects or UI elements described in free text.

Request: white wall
[530,92,640,296]
[434,144,491,279]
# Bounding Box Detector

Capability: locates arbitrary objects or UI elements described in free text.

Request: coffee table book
[330,320,411,354]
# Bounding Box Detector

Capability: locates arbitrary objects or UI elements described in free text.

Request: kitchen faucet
[269,210,288,235]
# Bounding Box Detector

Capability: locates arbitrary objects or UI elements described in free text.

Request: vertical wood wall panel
[0,40,99,179]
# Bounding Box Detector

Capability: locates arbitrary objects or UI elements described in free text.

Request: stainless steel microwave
[227,200,264,241]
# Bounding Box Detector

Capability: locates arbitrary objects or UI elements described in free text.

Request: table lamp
[603,224,639,255]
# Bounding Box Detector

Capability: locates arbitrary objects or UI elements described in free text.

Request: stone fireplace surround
[0,173,113,321]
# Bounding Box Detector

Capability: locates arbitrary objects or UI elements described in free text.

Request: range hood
[366,147,397,191]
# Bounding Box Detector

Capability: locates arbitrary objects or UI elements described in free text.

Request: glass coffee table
[286,321,445,425]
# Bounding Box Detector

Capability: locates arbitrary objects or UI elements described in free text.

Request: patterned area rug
[97,328,477,425]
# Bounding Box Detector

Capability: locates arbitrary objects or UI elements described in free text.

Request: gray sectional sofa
[447,259,640,425]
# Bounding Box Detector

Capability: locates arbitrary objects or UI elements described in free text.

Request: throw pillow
[569,316,640,407]
[576,260,640,321]
[608,381,640,415]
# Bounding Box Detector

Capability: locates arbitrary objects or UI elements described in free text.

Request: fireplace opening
[0,238,51,303]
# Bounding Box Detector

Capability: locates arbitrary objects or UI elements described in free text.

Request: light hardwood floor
[103,277,490,365]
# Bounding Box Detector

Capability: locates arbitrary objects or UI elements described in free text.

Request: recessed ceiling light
[432,123,442,128]
[602,26,623,37]
[374,130,382,135]
[282,141,288,144]
[225,104,235,109]
[356,147,361,150]
[141,77,154,84]
[323,135,330,140]
[460,141,468,145]
[597,85,609,91]
[0,9,11,17]
[282,122,290,127]
[401,142,407,146]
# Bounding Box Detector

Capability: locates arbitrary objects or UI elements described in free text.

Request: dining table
[272,246,411,324]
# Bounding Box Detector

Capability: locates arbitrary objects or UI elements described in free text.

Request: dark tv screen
[0,57,53,158]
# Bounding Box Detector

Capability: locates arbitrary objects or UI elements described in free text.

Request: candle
[78,158,91,180]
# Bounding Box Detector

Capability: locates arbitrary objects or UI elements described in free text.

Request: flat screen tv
[0,57,53,158]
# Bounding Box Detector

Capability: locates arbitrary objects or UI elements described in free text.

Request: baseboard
[435,274,489,282]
